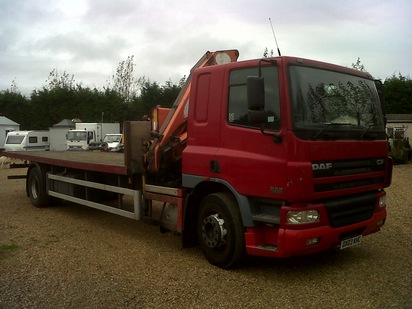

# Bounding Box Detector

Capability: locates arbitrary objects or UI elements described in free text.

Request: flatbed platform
[3,151,128,175]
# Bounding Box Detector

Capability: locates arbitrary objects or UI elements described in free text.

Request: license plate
[340,235,362,250]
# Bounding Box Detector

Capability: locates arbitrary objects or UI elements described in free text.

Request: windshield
[67,131,87,141]
[104,135,121,142]
[6,135,24,144]
[289,65,385,140]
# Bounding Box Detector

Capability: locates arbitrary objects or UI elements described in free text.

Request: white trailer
[66,123,120,151]
[4,131,50,151]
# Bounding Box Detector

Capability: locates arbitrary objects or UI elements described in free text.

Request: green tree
[263,47,274,58]
[351,57,366,72]
[27,69,78,129]
[133,80,162,119]
[129,79,183,120]
[29,87,72,129]
[0,80,30,129]
[0,90,30,128]
[44,68,76,91]
[383,73,412,113]
[1,61,184,129]
[94,88,130,123]
[161,80,184,107]
[106,56,139,102]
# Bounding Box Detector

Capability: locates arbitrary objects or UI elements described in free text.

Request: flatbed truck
[4,50,393,269]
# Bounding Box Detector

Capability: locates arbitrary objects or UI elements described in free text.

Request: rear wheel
[27,166,50,207]
[197,192,245,269]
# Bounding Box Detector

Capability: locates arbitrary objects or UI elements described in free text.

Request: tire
[197,192,245,269]
[27,166,50,207]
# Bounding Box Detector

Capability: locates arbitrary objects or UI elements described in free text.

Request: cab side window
[228,66,281,131]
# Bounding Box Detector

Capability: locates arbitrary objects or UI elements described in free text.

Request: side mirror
[248,110,268,124]
[247,76,265,110]
[247,76,267,124]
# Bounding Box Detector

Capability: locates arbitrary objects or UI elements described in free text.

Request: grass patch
[46,234,60,244]
[0,244,19,251]
[0,244,19,260]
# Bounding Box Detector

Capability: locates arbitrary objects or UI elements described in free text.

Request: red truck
[4,50,393,269]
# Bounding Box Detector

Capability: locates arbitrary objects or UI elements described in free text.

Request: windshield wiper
[357,124,374,140]
[312,122,353,140]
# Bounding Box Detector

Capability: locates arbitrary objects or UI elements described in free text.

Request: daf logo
[312,163,333,170]
[376,159,385,165]
[270,186,284,194]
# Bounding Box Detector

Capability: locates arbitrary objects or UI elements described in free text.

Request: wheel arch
[182,177,253,248]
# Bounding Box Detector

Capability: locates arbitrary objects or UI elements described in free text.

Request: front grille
[315,177,384,192]
[312,158,385,178]
[312,158,386,193]
[324,193,375,227]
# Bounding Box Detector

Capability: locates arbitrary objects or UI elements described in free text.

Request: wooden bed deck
[3,151,128,175]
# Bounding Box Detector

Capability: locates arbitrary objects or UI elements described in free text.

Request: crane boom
[145,50,239,177]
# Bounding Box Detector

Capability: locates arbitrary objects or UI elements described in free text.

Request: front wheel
[197,192,245,269]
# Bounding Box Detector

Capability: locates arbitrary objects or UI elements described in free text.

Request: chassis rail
[47,173,142,220]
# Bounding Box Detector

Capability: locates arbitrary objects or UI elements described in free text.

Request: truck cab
[180,55,392,266]
[66,130,95,150]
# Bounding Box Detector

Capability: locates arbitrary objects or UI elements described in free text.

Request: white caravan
[4,131,50,151]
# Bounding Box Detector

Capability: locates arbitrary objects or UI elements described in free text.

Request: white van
[4,131,50,151]
[103,133,123,152]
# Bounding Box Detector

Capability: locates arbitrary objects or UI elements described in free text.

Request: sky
[1,0,411,96]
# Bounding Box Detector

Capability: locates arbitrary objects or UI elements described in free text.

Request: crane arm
[146,49,239,175]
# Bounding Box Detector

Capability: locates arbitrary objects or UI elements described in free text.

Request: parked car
[86,141,109,152]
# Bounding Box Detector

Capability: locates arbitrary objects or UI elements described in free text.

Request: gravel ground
[0,164,411,309]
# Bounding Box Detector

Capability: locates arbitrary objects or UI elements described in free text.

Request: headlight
[287,210,320,224]
[379,195,386,208]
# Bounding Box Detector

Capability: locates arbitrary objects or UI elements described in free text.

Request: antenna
[269,18,281,56]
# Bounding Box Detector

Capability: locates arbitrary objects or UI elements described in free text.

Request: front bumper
[245,209,386,258]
